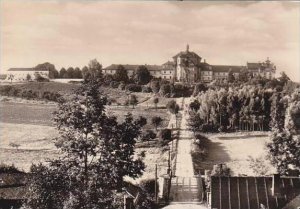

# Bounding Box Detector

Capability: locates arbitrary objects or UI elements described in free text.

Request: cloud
[0,0,299,81]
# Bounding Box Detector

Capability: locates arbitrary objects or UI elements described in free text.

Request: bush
[159,129,172,141]
[0,164,23,173]
[118,82,126,90]
[125,84,142,92]
[141,130,156,142]
[109,81,120,88]
[142,86,152,93]
[139,179,158,199]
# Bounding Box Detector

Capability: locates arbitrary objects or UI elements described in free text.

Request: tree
[159,129,172,141]
[113,65,128,83]
[159,84,173,97]
[151,116,163,131]
[35,62,59,79]
[81,66,90,79]
[153,97,159,110]
[278,71,290,85]
[188,112,204,135]
[134,66,152,85]
[189,99,200,112]
[88,59,102,80]
[66,67,75,78]
[227,70,235,83]
[7,74,14,84]
[26,74,31,81]
[266,131,300,174]
[141,130,156,142]
[59,68,67,78]
[150,80,160,94]
[26,80,145,209]
[128,94,138,108]
[73,67,82,78]
[167,100,180,127]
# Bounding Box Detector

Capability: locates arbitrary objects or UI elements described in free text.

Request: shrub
[141,130,156,142]
[125,84,142,92]
[118,82,126,90]
[0,164,23,173]
[142,86,152,93]
[109,81,119,88]
[159,129,172,141]
[139,179,158,199]
[150,80,160,93]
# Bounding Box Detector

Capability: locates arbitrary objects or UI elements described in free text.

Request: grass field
[193,132,276,176]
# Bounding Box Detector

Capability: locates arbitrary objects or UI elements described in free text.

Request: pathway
[167,97,205,207]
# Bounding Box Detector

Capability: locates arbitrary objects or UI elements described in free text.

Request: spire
[186,44,189,52]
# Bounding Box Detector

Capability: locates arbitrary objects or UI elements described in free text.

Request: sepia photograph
[0,1,300,209]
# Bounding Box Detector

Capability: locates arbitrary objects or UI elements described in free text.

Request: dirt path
[168,97,204,206]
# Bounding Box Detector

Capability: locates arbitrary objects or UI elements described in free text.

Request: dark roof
[7,68,48,72]
[247,63,261,69]
[104,64,163,71]
[0,172,29,200]
[211,65,245,73]
[210,176,300,209]
[173,51,201,59]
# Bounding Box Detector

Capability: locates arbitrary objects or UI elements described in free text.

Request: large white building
[104,45,276,83]
[5,68,49,82]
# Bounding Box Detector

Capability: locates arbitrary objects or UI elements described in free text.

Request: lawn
[193,132,276,176]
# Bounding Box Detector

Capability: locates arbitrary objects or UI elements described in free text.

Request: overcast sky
[1,0,299,81]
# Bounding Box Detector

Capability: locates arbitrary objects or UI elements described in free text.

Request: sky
[1,0,300,81]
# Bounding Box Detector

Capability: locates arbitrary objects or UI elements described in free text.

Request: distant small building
[103,45,276,83]
[208,174,300,209]
[6,68,49,82]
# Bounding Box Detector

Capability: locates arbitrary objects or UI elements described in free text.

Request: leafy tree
[59,68,67,78]
[7,74,14,83]
[159,129,172,142]
[278,71,290,85]
[128,94,138,108]
[26,74,31,81]
[150,80,160,93]
[227,69,235,83]
[193,83,207,96]
[248,156,270,176]
[66,67,75,78]
[113,65,128,83]
[81,66,90,79]
[189,99,200,112]
[134,66,152,85]
[159,84,173,97]
[35,62,59,79]
[26,81,145,209]
[188,112,204,134]
[167,100,179,127]
[88,59,102,80]
[73,67,83,78]
[151,116,163,131]
[266,131,300,174]
[153,97,159,110]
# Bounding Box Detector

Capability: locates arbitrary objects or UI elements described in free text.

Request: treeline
[188,77,300,133]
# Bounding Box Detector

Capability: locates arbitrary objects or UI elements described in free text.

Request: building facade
[103,45,276,83]
[6,68,49,82]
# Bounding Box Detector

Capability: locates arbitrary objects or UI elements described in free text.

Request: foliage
[27,80,146,209]
[266,131,300,174]
[35,62,59,79]
[193,83,207,96]
[211,164,231,176]
[59,68,67,78]
[125,84,142,92]
[227,69,235,83]
[159,129,172,142]
[248,156,270,176]
[0,164,23,173]
[26,74,32,81]
[34,73,49,82]
[159,84,173,97]
[126,94,138,108]
[189,99,200,112]
[151,116,163,131]
[113,65,129,83]
[150,80,160,94]
[141,130,156,142]
[139,179,158,200]
[188,112,204,134]
[134,66,152,85]
[142,86,152,93]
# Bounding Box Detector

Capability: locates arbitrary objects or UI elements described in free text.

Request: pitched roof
[163,61,175,66]
[211,65,245,73]
[210,176,300,209]
[7,68,48,72]
[104,64,163,71]
[247,63,261,69]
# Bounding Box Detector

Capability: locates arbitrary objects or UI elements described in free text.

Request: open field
[193,132,276,176]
